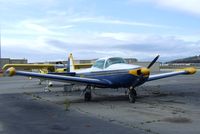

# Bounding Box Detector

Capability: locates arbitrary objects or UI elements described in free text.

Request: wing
[6,67,111,87]
[147,67,196,81]
[2,64,55,71]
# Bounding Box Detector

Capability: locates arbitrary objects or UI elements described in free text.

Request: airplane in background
[2,62,92,73]
[2,63,64,86]
[6,54,196,103]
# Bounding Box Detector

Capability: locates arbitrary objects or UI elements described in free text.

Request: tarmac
[0,71,200,134]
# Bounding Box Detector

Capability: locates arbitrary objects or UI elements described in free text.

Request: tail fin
[67,53,75,72]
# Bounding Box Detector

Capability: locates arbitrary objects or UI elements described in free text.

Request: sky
[0,0,200,62]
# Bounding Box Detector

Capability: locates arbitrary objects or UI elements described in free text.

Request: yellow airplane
[6,54,196,103]
[2,63,92,73]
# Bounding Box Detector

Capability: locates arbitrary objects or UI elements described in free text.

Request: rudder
[67,53,75,72]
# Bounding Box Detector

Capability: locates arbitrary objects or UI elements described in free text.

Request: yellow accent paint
[128,68,150,77]
[184,67,196,74]
[69,53,92,70]
[55,68,66,73]
[39,69,48,74]
[128,69,139,76]
[140,68,150,76]
[7,67,16,76]
[2,64,55,71]
[74,64,92,69]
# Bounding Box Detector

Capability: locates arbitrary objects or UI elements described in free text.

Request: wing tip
[5,67,16,76]
[184,67,196,74]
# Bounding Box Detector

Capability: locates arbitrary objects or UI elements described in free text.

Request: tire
[129,90,136,103]
[133,89,137,96]
[84,92,91,101]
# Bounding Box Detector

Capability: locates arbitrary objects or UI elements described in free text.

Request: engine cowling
[129,67,150,77]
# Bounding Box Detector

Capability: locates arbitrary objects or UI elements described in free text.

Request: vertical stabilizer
[67,53,75,72]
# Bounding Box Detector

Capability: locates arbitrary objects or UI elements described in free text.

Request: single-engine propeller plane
[6,54,196,103]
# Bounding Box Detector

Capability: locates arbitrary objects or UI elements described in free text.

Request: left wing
[6,67,111,87]
[147,67,196,81]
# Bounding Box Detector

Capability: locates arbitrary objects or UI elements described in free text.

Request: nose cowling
[129,67,150,77]
[140,67,150,77]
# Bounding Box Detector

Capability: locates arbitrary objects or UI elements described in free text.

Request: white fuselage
[74,57,141,74]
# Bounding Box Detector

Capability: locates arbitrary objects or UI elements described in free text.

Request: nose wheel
[128,88,137,103]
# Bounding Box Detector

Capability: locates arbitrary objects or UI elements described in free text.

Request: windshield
[105,57,125,68]
[92,60,105,69]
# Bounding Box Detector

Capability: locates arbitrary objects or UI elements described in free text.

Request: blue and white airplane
[6,54,196,103]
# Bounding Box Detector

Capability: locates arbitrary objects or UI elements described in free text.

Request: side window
[92,60,105,69]
[105,60,110,68]
[105,58,125,68]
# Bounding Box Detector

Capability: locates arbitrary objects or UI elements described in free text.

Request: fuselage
[72,57,149,88]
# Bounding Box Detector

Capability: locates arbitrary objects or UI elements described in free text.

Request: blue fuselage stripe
[16,67,147,88]
[76,70,143,88]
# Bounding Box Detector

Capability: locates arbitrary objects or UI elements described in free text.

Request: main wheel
[84,92,92,101]
[129,90,136,103]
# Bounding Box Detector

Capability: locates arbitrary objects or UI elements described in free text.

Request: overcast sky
[1,0,200,62]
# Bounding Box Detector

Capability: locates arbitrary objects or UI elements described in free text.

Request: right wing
[6,67,112,87]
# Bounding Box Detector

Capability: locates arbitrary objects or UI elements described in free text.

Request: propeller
[131,55,160,87]
[147,55,160,69]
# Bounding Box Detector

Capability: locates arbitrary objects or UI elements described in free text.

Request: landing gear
[44,80,52,92]
[39,79,43,85]
[39,79,53,87]
[44,87,51,92]
[84,91,92,101]
[48,81,53,87]
[84,86,92,101]
[128,87,137,103]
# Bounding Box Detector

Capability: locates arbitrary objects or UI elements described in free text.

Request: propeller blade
[147,55,160,69]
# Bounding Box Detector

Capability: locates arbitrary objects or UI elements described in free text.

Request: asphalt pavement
[0,76,147,134]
